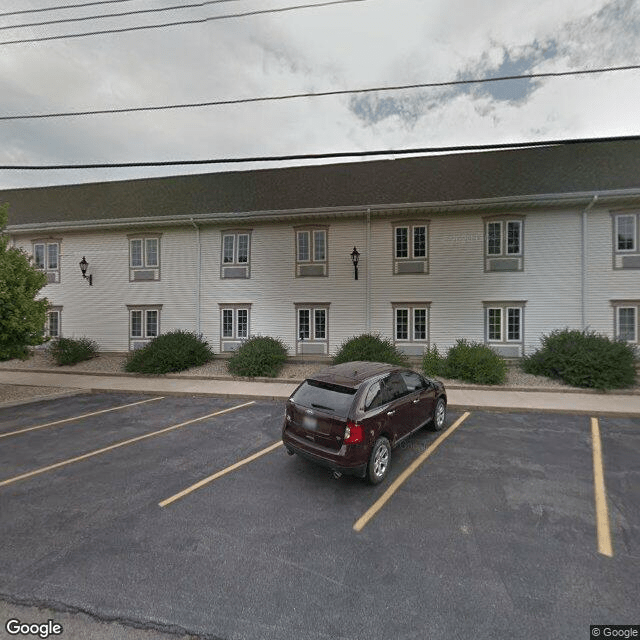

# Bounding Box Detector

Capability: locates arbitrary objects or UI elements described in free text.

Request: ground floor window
[483,301,525,356]
[392,303,429,342]
[45,308,61,338]
[295,303,329,354]
[127,305,162,349]
[612,301,639,343]
[218,304,251,352]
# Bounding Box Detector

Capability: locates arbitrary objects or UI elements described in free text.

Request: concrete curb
[1,366,639,395]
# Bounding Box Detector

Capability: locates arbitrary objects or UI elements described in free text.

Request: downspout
[190,219,201,335]
[581,195,598,331]
[366,208,372,331]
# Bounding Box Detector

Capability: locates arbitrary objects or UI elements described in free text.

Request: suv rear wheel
[367,437,390,484]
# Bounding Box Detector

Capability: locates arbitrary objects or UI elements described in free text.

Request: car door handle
[387,410,395,416]
[412,398,420,404]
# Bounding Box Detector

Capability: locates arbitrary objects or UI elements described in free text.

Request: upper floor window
[129,235,161,282]
[32,240,61,284]
[220,230,252,279]
[393,222,429,274]
[484,217,524,272]
[295,227,328,277]
[612,213,640,269]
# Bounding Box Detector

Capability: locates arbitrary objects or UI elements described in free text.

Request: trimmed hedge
[50,336,99,366]
[439,339,507,385]
[522,328,637,390]
[227,336,288,378]
[332,333,409,367]
[125,330,213,374]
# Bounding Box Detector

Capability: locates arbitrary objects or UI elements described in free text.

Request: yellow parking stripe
[159,441,283,507]
[353,412,471,532]
[0,396,165,439]
[591,417,613,557]
[0,401,255,489]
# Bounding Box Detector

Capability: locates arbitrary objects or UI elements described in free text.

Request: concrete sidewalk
[1,369,640,416]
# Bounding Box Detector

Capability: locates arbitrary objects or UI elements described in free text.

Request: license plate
[302,416,317,430]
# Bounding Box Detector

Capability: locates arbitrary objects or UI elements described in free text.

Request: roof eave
[7,189,640,234]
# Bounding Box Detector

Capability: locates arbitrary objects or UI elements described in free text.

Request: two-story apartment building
[3,139,640,358]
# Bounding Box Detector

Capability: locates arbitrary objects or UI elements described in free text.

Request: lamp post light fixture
[351,246,360,280]
[79,256,93,286]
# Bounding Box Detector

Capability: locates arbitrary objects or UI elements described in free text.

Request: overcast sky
[1,0,639,189]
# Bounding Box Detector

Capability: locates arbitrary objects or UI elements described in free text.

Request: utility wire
[0,0,248,31]
[0,0,136,19]
[2,135,639,170]
[1,64,638,121]
[0,0,367,45]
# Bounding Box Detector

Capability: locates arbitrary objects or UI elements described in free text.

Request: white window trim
[129,236,161,269]
[45,309,61,338]
[412,225,427,259]
[616,306,638,343]
[615,214,637,253]
[392,303,429,343]
[297,231,311,263]
[486,222,502,256]
[220,306,251,341]
[394,225,428,260]
[506,220,522,256]
[127,306,162,341]
[394,227,409,259]
[506,307,522,342]
[487,307,503,342]
[297,306,329,342]
[295,227,328,265]
[222,232,251,265]
[32,241,60,275]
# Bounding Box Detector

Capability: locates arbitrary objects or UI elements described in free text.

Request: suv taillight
[344,421,363,444]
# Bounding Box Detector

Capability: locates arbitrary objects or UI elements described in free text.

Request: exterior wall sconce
[351,246,360,280]
[79,256,93,286]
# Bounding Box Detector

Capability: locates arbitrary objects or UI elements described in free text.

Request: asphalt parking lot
[0,392,638,640]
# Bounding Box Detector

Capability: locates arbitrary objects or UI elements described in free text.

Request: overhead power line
[0,0,367,46]
[1,64,638,122]
[0,0,248,31]
[0,0,136,19]
[1,135,639,170]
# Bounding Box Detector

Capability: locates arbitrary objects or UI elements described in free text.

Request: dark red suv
[282,361,447,484]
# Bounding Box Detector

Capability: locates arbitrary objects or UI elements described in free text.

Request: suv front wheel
[367,437,391,485]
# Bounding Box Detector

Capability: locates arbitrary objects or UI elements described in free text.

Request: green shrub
[50,336,99,366]
[442,339,507,385]
[227,336,288,378]
[125,330,213,374]
[421,344,444,377]
[332,333,409,366]
[522,328,637,390]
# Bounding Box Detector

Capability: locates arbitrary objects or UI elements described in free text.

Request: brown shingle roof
[4,140,640,227]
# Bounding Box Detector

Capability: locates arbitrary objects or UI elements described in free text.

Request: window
[400,371,426,392]
[45,309,61,338]
[393,222,429,274]
[219,305,251,346]
[612,301,639,343]
[392,303,429,343]
[295,304,330,353]
[220,231,252,278]
[612,214,640,269]
[616,215,636,252]
[484,217,524,272]
[484,302,525,348]
[32,241,61,283]
[295,227,328,277]
[129,235,161,281]
[127,305,162,348]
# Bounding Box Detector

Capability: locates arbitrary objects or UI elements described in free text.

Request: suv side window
[385,372,409,401]
[400,371,427,392]
[364,380,385,411]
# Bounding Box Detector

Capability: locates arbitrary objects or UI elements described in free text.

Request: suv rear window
[290,380,357,418]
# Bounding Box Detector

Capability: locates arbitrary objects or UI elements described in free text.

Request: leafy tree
[0,204,49,360]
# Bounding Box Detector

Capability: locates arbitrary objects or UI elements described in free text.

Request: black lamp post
[350,246,360,280]
[79,256,93,286]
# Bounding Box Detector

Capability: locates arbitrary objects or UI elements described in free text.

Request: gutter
[190,218,201,335]
[581,195,598,330]
[366,208,371,331]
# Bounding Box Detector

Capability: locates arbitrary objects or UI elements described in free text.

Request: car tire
[431,397,446,431]
[367,437,391,485]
